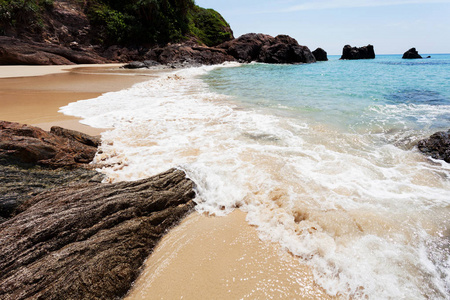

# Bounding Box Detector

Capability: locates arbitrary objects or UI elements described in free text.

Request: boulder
[417,130,450,163]
[402,48,422,59]
[0,168,196,300]
[218,33,316,64]
[123,61,147,69]
[0,121,98,168]
[340,44,375,60]
[312,48,328,61]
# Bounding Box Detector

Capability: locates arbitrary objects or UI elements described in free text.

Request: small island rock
[402,48,423,59]
[340,44,375,60]
[312,48,328,61]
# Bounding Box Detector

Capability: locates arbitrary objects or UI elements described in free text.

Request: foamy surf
[60,62,450,299]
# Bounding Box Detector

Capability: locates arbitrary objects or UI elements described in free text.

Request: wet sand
[126,210,334,300]
[0,64,157,135]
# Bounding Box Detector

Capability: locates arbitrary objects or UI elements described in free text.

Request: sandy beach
[0,64,156,135]
[0,64,332,299]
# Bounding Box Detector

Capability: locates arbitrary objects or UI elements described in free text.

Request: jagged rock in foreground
[312,47,328,61]
[0,121,98,168]
[417,129,450,163]
[340,44,375,60]
[218,33,316,64]
[402,48,423,59]
[0,164,103,221]
[0,168,196,300]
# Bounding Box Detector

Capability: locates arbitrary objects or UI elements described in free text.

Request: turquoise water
[203,54,450,136]
[62,56,450,299]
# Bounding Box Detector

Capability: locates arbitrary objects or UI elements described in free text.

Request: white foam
[60,63,450,299]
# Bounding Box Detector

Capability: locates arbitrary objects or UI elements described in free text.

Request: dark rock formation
[0,121,98,168]
[218,33,316,64]
[312,48,328,61]
[340,44,375,60]
[0,164,103,220]
[0,122,103,220]
[50,126,101,147]
[417,130,450,163]
[0,36,107,65]
[402,48,422,59]
[145,44,235,66]
[0,168,196,300]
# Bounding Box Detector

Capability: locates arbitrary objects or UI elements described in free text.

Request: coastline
[0,64,153,135]
[0,64,333,299]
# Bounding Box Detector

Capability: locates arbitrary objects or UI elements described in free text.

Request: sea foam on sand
[60,63,450,299]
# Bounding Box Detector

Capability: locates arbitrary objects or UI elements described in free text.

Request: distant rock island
[340,44,375,60]
[312,48,328,61]
[402,48,422,59]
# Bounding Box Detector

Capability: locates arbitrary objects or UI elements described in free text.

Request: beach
[0,64,333,299]
[0,64,159,135]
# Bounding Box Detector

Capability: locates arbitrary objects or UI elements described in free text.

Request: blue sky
[195,0,450,54]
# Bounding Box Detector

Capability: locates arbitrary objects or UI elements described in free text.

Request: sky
[195,0,450,54]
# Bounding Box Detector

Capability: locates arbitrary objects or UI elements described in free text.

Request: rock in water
[417,130,450,163]
[0,121,98,168]
[402,48,423,59]
[340,44,375,60]
[0,168,196,300]
[312,48,328,61]
[218,33,316,64]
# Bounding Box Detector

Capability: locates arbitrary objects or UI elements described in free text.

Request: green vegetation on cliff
[0,0,233,46]
[89,0,233,46]
[0,0,53,35]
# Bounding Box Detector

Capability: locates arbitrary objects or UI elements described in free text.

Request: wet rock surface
[0,121,103,220]
[340,44,375,60]
[0,168,196,300]
[0,164,103,220]
[418,130,450,163]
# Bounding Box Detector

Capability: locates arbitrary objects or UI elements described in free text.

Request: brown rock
[0,36,107,65]
[145,44,235,66]
[0,168,196,300]
[0,121,98,168]
[218,33,316,64]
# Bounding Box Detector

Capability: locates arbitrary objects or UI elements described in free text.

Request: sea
[61,54,450,299]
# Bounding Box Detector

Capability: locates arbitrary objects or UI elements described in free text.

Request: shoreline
[0,64,333,299]
[0,64,160,135]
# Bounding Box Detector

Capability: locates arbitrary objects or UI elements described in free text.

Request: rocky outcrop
[144,44,235,66]
[0,168,196,300]
[218,33,316,64]
[312,48,328,61]
[0,36,107,65]
[0,122,103,220]
[417,130,450,163]
[402,48,422,59]
[340,44,375,60]
[0,121,98,168]
[0,164,103,220]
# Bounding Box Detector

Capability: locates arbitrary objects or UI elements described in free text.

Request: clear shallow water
[61,55,450,299]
